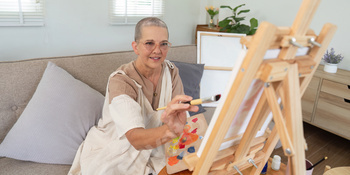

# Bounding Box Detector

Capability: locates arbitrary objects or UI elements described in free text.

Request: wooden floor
[272,122,350,175]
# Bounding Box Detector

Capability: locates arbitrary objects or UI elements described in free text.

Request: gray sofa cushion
[0,157,70,175]
[0,62,104,164]
[172,61,206,116]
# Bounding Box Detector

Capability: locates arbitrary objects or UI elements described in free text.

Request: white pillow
[0,62,104,164]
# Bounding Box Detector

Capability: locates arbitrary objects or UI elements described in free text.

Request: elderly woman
[68,17,198,175]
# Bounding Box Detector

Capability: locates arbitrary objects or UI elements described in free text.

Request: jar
[271,155,281,171]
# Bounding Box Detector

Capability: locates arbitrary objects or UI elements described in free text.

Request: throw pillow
[172,61,206,116]
[0,62,104,164]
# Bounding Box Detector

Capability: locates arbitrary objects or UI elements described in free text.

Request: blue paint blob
[199,136,203,140]
[187,146,195,153]
[177,151,185,160]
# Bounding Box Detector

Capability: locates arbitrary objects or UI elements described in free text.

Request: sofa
[0,45,215,175]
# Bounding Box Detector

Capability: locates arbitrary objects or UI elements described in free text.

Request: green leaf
[222,16,230,21]
[238,9,250,15]
[220,25,231,32]
[248,18,258,35]
[227,16,236,20]
[249,18,258,29]
[235,24,251,34]
[218,20,230,28]
[248,29,257,35]
[220,5,233,10]
[231,24,239,30]
[233,17,245,23]
[233,4,245,13]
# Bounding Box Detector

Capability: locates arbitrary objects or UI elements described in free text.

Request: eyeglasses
[140,41,172,52]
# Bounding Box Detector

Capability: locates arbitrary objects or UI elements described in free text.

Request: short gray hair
[134,17,168,42]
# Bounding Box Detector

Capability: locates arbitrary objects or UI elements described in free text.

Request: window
[109,0,165,25]
[0,0,45,26]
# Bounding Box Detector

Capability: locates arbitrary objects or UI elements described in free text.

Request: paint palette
[165,113,208,174]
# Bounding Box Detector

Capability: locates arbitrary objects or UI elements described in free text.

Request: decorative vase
[208,16,215,28]
[324,63,338,73]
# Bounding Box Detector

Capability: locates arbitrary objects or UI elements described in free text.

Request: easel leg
[283,64,306,175]
[264,83,294,156]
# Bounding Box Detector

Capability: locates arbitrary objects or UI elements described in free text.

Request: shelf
[301,65,350,140]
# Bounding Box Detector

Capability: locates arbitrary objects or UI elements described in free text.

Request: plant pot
[324,63,338,73]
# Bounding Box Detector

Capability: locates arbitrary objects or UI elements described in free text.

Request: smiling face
[132,26,170,74]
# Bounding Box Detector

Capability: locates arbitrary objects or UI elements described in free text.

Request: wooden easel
[182,0,337,174]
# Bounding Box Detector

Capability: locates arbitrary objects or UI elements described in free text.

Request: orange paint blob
[168,156,179,166]
[183,125,191,132]
[177,127,199,149]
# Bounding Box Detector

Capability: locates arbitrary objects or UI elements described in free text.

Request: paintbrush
[307,156,327,170]
[156,94,221,111]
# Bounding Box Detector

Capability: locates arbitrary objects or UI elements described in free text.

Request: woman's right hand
[160,95,199,138]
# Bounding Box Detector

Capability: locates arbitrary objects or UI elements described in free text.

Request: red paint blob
[191,128,198,134]
[192,118,198,123]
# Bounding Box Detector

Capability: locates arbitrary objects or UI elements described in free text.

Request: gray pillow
[172,61,206,116]
[0,62,104,164]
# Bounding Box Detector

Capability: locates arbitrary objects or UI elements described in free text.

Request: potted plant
[322,48,344,73]
[218,4,258,35]
[205,6,219,28]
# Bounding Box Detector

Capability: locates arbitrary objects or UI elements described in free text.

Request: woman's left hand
[161,95,199,138]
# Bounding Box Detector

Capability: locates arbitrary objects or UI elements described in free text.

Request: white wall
[1,0,349,71]
[0,0,200,61]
